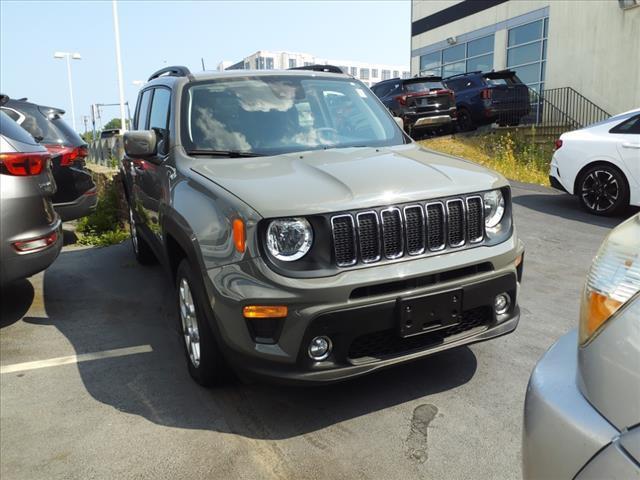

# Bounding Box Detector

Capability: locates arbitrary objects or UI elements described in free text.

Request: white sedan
[549,109,640,215]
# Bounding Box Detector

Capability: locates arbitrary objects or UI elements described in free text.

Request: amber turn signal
[233,218,246,253]
[515,253,523,268]
[243,305,288,318]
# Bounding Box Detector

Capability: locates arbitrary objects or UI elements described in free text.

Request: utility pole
[112,0,127,133]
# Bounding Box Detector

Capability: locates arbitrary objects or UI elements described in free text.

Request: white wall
[411,0,640,114]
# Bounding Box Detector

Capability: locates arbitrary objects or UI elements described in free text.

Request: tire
[457,108,475,132]
[128,204,156,264]
[175,259,228,387]
[577,165,629,216]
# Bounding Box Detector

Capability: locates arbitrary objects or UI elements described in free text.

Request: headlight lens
[266,217,313,261]
[483,189,505,229]
[579,214,640,345]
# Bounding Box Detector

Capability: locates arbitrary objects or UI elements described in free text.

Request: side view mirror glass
[124,130,157,158]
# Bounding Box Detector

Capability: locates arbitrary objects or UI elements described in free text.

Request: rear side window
[0,111,38,145]
[148,88,171,131]
[136,89,153,130]
[445,78,468,91]
[4,103,66,144]
[610,114,640,134]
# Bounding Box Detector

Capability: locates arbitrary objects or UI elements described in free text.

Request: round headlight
[483,190,505,228]
[266,218,313,261]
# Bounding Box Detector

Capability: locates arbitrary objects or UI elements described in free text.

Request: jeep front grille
[331,195,484,268]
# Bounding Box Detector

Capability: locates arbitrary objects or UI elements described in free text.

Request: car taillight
[13,231,58,252]
[481,89,493,100]
[554,139,563,150]
[394,95,407,106]
[44,145,88,166]
[0,151,50,176]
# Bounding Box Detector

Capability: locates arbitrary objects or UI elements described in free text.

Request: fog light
[308,336,332,361]
[494,293,511,315]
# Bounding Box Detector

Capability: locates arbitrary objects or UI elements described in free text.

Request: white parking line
[0,345,153,375]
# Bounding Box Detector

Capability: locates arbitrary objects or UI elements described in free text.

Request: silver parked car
[0,111,62,285]
[523,213,640,479]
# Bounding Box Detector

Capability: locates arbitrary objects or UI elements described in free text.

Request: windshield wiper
[187,149,263,158]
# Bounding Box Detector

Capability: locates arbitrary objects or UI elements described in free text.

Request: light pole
[112,0,127,132]
[54,51,81,131]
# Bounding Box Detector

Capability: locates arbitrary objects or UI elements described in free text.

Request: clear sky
[1,0,411,132]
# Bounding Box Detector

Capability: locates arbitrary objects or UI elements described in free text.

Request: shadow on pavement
[513,190,637,228]
[24,242,478,440]
[0,279,35,328]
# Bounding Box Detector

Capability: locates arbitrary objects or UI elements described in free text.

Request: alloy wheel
[581,170,619,212]
[179,278,201,368]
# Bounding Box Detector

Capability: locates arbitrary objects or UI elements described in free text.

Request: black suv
[2,98,97,221]
[443,70,530,131]
[371,76,456,136]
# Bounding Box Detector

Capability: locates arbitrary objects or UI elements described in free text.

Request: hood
[190,143,506,218]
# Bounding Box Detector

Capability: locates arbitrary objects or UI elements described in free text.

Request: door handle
[622,142,640,149]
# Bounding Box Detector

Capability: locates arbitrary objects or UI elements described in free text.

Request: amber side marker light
[233,219,246,253]
[515,253,523,268]
[243,306,288,318]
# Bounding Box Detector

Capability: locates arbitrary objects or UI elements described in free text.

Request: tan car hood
[190,143,507,218]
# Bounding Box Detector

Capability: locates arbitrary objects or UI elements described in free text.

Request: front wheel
[578,165,628,216]
[457,108,475,131]
[176,259,228,387]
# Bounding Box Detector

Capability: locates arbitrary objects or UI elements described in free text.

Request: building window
[381,69,391,80]
[339,66,349,74]
[288,58,297,68]
[266,57,274,70]
[372,69,378,78]
[244,61,250,70]
[256,57,265,70]
[304,61,313,66]
[393,70,399,78]
[360,68,370,80]
[419,33,494,78]
[402,71,410,79]
[507,18,548,91]
[350,66,358,76]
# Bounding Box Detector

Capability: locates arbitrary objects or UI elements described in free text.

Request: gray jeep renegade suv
[122,65,525,386]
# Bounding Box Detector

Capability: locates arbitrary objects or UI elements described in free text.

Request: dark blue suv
[443,70,530,131]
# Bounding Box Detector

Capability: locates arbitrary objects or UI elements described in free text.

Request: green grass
[76,178,128,246]
[420,131,552,186]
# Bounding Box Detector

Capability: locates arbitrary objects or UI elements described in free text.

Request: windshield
[182,75,406,156]
[404,81,444,93]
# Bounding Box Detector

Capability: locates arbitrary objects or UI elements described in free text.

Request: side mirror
[124,130,157,158]
[394,117,404,130]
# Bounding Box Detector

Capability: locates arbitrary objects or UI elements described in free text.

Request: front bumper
[207,236,524,384]
[522,329,625,479]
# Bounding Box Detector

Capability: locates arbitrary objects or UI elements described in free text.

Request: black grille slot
[381,209,403,258]
[426,203,445,250]
[331,215,356,266]
[357,212,380,263]
[404,206,425,255]
[348,307,491,360]
[447,200,465,247]
[467,197,484,242]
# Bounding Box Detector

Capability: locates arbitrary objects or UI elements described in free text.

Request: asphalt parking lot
[0,182,633,480]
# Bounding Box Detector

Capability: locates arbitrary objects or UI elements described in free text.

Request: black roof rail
[288,64,344,74]
[442,70,482,80]
[148,65,191,82]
